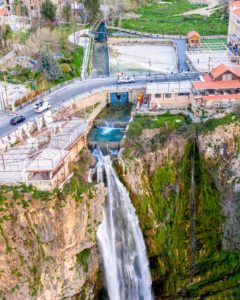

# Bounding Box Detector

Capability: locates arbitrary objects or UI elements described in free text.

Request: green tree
[0,24,12,49]
[13,0,29,16]
[83,0,100,22]
[62,3,71,22]
[40,0,56,22]
[39,53,62,81]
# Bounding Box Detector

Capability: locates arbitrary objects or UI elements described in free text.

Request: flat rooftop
[186,50,237,73]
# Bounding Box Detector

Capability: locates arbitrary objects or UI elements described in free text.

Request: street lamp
[3,76,9,113]
[148,59,151,77]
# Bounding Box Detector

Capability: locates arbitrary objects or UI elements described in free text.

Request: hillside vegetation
[119,0,228,35]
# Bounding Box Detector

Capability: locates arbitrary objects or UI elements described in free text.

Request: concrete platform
[186,49,237,73]
[108,40,178,75]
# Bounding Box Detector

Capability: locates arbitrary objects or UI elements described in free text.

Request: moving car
[117,76,135,84]
[117,72,135,84]
[34,100,51,113]
[10,115,26,125]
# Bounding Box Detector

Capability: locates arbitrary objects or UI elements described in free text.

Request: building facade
[191,63,240,114]
[147,81,192,110]
[187,31,201,48]
[228,1,240,55]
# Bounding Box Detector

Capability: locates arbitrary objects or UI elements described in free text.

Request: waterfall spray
[95,148,153,300]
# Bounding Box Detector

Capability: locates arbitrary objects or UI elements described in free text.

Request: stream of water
[94,149,153,300]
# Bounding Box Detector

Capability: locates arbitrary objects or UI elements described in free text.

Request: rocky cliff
[118,113,240,299]
[0,150,107,300]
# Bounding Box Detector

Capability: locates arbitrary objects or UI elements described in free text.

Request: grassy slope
[121,0,228,35]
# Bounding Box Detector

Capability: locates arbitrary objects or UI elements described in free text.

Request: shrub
[61,63,71,74]
[39,52,62,81]
[40,0,56,21]
[15,90,40,107]
[76,249,91,272]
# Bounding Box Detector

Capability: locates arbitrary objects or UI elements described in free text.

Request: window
[165,93,171,98]
[222,74,232,81]
[155,94,161,98]
[178,93,189,96]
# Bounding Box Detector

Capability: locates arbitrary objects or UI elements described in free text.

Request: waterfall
[96,121,124,136]
[95,148,153,300]
[189,142,197,280]
[98,121,115,135]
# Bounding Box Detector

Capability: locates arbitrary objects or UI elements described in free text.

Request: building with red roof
[187,31,201,48]
[0,7,8,17]
[191,63,240,114]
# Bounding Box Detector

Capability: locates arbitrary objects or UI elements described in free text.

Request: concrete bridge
[0,73,199,151]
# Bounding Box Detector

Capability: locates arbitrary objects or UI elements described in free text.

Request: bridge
[0,73,199,146]
[0,72,199,190]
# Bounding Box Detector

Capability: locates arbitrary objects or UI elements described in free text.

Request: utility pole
[58,0,62,18]
[148,59,151,77]
[3,76,9,113]
[208,56,212,73]
[29,0,32,26]
[72,0,76,44]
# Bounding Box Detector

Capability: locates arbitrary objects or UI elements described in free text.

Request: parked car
[10,115,26,125]
[34,100,51,113]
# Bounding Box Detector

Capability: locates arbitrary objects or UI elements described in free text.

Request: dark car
[10,115,26,126]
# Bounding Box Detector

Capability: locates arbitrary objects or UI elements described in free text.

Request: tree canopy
[13,0,29,16]
[40,0,56,22]
[39,53,62,81]
[62,3,71,22]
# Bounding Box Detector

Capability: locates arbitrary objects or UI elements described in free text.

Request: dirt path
[184,0,227,17]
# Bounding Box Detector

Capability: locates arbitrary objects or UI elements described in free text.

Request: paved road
[174,39,189,72]
[0,77,138,139]
[0,73,199,139]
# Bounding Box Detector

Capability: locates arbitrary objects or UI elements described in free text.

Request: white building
[146,81,193,110]
[228,1,240,53]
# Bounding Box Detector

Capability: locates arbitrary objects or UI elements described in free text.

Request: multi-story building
[1,0,13,13]
[191,63,240,114]
[228,1,240,55]
[0,0,78,19]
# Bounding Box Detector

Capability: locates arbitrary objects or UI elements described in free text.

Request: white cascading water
[97,121,115,135]
[94,148,153,300]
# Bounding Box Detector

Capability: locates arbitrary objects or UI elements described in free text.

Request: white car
[34,100,51,113]
[117,76,135,84]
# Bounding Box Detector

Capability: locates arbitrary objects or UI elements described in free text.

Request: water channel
[88,91,153,299]
[88,21,153,299]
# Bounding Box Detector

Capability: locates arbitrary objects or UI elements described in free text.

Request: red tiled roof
[203,74,212,82]
[234,8,240,17]
[230,1,240,8]
[187,31,200,39]
[230,1,240,16]
[210,64,240,80]
[0,8,7,16]
[193,80,240,90]
[201,94,240,101]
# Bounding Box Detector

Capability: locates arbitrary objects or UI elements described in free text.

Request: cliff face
[0,183,107,300]
[119,115,240,299]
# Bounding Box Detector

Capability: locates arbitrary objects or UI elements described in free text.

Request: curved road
[0,76,140,139]
[0,73,199,139]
